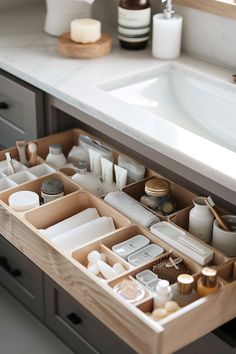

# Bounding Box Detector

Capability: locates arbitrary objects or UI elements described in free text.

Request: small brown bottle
[118,0,151,50]
[197,267,220,297]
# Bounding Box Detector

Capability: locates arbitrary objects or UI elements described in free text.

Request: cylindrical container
[212,215,236,256]
[152,13,183,60]
[140,177,176,215]
[197,267,220,297]
[45,144,67,169]
[41,178,64,204]
[44,0,93,36]
[171,274,199,307]
[9,191,40,212]
[154,279,172,308]
[188,197,214,244]
[70,19,101,43]
[118,0,151,50]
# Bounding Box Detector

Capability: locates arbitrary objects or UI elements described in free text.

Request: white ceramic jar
[44,0,94,36]
[188,197,214,244]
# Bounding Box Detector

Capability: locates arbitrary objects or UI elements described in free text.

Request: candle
[70,19,101,44]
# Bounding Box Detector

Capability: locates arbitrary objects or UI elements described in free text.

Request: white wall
[0,0,39,10]
[93,0,236,70]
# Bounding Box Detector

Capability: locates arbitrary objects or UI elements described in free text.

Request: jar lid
[41,179,64,195]
[145,178,170,196]
[177,274,194,294]
[9,191,39,212]
[201,267,217,288]
[49,144,62,155]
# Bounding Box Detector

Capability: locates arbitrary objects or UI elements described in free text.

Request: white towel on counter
[104,191,160,228]
[39,208,100,240]
[52,216,116,254]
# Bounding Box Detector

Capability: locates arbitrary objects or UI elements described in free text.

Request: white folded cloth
[104,191,160,228]
[39,208,100,240]
[52,216,116,254]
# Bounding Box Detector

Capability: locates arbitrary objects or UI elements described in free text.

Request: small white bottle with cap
[152,0,183,60]
[154,279,173,308]
[72,162,104,196]
[45,144,67,169]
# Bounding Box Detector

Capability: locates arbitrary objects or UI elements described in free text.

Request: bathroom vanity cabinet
[0,126,235,354]
[0,70,45,148]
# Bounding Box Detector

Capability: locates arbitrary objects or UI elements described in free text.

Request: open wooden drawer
[0,129,235,354]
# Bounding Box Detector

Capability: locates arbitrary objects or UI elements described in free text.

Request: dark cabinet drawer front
[0,235,44,320]
[44,275,136,354]
[0,70,44,147]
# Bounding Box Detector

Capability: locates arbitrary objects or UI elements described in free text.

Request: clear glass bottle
[197,267,220,297]
[72,162,104,197]
[154,279,173,308]
[45,144,67,169]
[140,177,176,215]
[118,0,151,50]
[171,274,199,307]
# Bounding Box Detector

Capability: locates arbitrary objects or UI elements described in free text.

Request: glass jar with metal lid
[140,177,176,215]
[41,178,65,204]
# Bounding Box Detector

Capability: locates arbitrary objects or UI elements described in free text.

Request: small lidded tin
[41,178,64,204]
[140,177,176,215]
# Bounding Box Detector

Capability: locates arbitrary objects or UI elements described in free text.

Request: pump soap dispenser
[152,0,183,60]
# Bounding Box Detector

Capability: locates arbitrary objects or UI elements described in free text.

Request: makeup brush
[5,152,15,174]
[205,196,231,231]
[16,141,28,165]
[28,142,38,167]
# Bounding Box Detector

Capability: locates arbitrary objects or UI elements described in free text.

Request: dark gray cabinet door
[44,275,137,354]
[0,70,45,148]
[0,235,44,320]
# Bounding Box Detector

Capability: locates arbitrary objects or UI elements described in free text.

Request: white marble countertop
[0,2,235,204]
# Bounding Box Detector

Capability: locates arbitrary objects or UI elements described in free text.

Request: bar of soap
[70,19,101,44]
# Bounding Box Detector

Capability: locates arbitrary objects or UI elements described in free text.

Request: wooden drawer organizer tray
[0,129,235,354]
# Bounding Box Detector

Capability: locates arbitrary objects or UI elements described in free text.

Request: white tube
[114,164,127,190]
[89,148,102,179]
[101,157,113,185]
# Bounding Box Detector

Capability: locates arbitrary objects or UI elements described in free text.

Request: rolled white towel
[52,216,116,254]
[104,191,160,228]
[39,208,100,240]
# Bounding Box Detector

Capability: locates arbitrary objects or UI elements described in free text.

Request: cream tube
[114,164,127,190]
[101,157,113,185]
[89,148,102,179]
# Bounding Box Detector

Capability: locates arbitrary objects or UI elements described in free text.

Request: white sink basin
[100,63,236,152]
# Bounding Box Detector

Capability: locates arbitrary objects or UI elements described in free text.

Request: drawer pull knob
[0,102,9,109]
[0,256,22,277]
[67,312,82,325]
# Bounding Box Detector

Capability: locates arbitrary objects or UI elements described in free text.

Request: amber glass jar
[118,0,151,50]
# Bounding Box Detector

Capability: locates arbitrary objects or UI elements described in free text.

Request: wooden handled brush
[205,196,231,231]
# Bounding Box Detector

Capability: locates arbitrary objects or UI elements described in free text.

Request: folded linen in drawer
[104,191,160,228]
[39,207,100,240]
[52,216,116,254]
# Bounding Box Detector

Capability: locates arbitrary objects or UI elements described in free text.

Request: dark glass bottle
[118,0,151,50]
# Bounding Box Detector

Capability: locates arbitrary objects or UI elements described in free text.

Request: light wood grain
[173,0,236,20]
[58,32,112,59]
[0,203,162,354]
[161,281,236,354]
